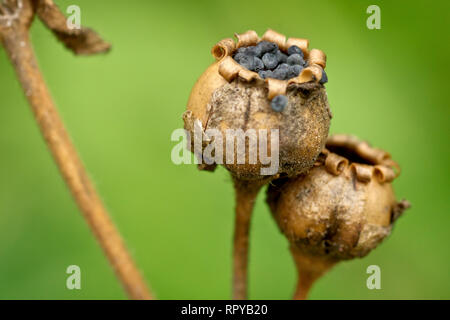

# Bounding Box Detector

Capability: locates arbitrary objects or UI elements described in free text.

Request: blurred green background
[0,0,449,299]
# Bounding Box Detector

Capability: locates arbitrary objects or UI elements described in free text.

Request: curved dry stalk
[0,0,152,300]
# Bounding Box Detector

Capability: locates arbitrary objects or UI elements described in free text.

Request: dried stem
[0,0,152,300]
[232,178,267,300]
[290,245,334,300]
[293,267,316,300]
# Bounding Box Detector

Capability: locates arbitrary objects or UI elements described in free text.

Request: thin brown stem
[0,1,152,300]
[290,245,334,300]
[232,178,266,300]
[293,271,315,300]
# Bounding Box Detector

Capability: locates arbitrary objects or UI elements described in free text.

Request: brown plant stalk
[290,245,335,300]
[232,178,267,300]
[0,0,152,299]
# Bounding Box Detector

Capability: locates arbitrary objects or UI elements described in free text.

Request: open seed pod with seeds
[266,134,410,299]
[183,29,332,299]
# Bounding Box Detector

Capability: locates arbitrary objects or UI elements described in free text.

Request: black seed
[288,64,303,78]
[246,45,262,57]
[270,43,279,53]
[236,47,247,55]
[277,51,288,64]
[258,70,267,79]
[265,70,274,79]
[257,41,278,55]
[274,64,290,80]
[239,55,255,70]
[287,45,303,57]
[262,52,278,70]
[233,52,246,62]
[320,69,328,84]
[271,95,288,112]
[253,57,264,72]
[273,68,287,80]
[287,53,304,65]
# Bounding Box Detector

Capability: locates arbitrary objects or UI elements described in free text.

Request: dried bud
[184,29,332,181]
[267,134,410,299]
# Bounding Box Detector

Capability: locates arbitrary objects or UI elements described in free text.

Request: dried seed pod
[184,29,332,300]
[184,29,332,181]
[267,134,410,299]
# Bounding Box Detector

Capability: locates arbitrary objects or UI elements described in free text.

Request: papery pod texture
[267,134,410,260]
[184,29,332,181]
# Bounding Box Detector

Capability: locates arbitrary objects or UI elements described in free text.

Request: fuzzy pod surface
[184,29,332,181]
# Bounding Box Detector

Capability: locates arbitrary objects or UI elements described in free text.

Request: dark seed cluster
[233,41,328,83]
[233,41,304,81]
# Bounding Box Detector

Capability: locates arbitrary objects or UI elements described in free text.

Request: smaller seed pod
[266,134,410,299]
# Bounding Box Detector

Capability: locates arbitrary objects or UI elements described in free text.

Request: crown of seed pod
[266,134,410,299]
[184,29,331,180]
